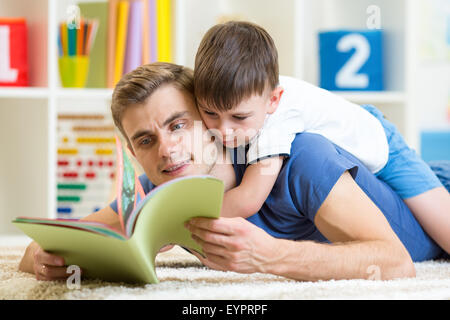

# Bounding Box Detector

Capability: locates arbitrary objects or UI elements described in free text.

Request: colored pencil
[86,19,99,56]
[57,28,63,56]
[67,21,77,56]
[77,19,84,56]
[82,20,89,55]
[61,22,68,56]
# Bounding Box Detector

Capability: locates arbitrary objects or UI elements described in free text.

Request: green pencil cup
[58,56,90,88]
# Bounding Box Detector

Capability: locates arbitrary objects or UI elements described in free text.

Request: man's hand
[185,217,278,274]
[19,206,117,280]
[33,246,71,281]
[19,242,73,281]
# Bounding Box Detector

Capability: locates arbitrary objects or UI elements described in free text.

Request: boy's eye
[203,110,217,117]
[233,115,248,121]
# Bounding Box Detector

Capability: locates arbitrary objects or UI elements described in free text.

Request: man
[19,63,447,281]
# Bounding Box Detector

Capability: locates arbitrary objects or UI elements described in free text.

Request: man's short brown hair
[194,21,279,111]
[111,62,194,142]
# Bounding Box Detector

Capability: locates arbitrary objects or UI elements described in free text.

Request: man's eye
[172,122,185,130]
[140,137,152,145]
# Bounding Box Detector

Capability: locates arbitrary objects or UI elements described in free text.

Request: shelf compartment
[56,88,113,100]
[0,87,49,99]
[332,91,406,104]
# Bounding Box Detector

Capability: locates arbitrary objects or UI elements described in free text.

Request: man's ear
[267,86,284,114]
[127,143,136,157]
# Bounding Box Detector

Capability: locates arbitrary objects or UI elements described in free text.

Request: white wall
[414,63,450,130]
[0,99,49,234]
[411,0,450,151]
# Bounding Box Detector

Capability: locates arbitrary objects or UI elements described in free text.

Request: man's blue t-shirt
[110,133,445,262]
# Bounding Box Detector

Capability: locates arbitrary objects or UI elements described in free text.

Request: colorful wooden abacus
[57,113,117,219]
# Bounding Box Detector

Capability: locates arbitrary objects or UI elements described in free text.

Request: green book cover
[78,2,108,88]
[12,176,224,284]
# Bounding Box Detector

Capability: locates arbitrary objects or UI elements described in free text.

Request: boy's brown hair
[194,21,279,111]
[111,62,194,142]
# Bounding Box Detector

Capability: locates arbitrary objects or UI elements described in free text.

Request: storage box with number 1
[0,18,28,86]
[319,30,384,91]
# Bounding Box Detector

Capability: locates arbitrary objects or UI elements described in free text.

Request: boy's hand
[158,245,174,253]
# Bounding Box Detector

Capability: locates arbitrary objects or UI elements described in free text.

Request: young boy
[194,21,450,254]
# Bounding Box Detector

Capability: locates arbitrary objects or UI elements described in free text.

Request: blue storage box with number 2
[319,30,384,91]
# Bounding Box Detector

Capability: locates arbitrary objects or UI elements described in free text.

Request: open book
[12,137,224,284]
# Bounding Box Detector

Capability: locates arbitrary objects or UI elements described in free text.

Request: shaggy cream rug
[1,239,450,300]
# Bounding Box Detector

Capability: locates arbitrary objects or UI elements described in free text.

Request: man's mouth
[162,160,191,175]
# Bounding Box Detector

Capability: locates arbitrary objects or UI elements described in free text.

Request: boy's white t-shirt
[247,75,389,173]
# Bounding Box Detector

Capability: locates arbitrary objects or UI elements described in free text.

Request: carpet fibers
[1,245,449,300]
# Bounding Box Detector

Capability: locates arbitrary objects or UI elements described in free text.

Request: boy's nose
[218,122,233,140]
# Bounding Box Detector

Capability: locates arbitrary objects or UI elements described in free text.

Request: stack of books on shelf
[77,0,173,89]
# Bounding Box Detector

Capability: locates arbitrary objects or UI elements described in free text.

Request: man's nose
[158,133,179,158]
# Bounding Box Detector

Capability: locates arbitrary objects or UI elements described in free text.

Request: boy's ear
[127,143,136,157]
[267,86,284,114]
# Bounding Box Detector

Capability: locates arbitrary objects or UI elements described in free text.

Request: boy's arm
[18,206,120,280]
[208,145,236,191]
[221,156,283,218]
[208,161,236,192]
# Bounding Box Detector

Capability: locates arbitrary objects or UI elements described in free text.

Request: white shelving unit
[177,0,417,142]
[0,0,419,234]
